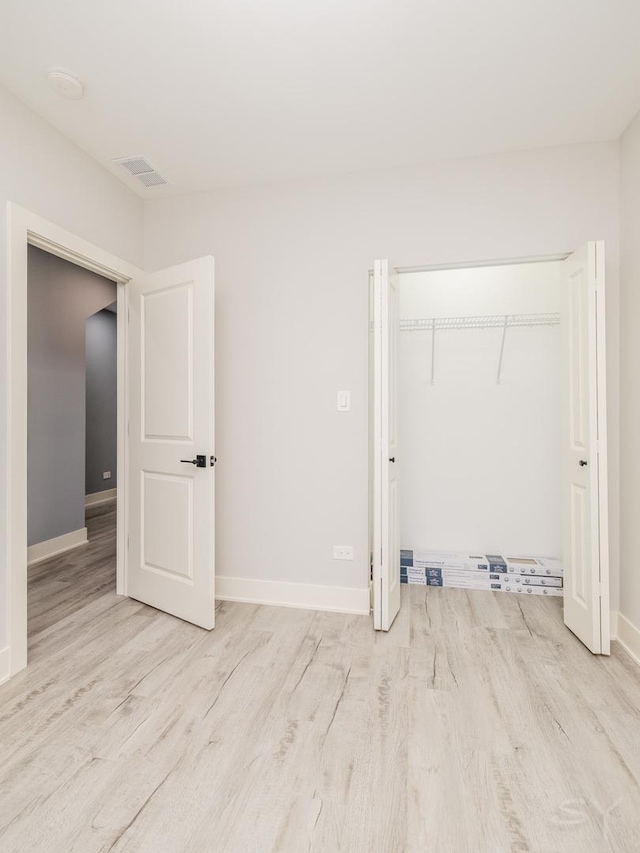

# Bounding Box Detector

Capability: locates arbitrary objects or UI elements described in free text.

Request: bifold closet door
[127,256,216,629]
[372,259,401,631]
[562,242,610,654]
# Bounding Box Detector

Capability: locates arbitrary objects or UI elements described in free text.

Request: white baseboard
[0,646,10,686]
[216,576,371,616]
[85,488,117,507]
[27,527,88,566]
[614,612,640,666]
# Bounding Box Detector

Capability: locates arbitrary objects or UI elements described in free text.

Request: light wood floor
[2,505,640,852]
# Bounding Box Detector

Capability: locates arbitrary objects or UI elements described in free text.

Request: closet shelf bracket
[496,315,509,385]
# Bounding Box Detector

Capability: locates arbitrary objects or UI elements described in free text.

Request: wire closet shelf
[399,312,561,385]
[399,312,561,332]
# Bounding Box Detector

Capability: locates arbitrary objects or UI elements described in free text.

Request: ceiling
[1,0,640,198]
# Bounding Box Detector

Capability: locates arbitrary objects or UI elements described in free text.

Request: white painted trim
[0,646,10,686]
[615,612,640,666]
[216,576,371,616]
[116,280,128,598]
[6,203,141,680]
[85,488,117,507]
[594,241,610,655]
[610,610,618,640]
[28,233,132,283]
[27,528,88,566]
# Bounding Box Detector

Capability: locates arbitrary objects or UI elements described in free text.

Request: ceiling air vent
[112,156,168,187]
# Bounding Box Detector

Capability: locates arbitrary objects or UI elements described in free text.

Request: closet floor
[1,526,640,852]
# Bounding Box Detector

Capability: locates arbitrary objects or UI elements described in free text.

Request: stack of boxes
[400,550,563,597]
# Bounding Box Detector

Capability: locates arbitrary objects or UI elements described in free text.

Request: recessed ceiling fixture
[112,155,168,188]
[47,68,84,100]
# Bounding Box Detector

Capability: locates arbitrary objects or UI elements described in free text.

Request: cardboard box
[411,550,491,571]
[401,549,564,577]
[424,568,561,588]
[511,574,562,588]
[407,567,427,580]
[426,568,505,583]
[426,577,504,590]
[505,584,562,597]
[504,556,564,577]
[425,577,563,596]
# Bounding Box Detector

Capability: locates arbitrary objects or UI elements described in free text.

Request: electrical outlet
[103,471,111,480]
[333,545,354,561]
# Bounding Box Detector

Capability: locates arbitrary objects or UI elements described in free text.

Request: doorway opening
[27,246,119,639]
[5,204,135,681]
[5,204,217,686]
[370,245,610,655]
[400,261,562,563]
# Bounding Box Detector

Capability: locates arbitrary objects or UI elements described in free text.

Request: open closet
[399,262,563,592]
[370,246,610,655]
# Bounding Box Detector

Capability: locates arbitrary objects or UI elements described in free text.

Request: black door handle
[389,457,396,463]
[181,455,207,468]
[579,459,588,467]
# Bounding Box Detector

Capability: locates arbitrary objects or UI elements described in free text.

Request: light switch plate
[337,390,351,412]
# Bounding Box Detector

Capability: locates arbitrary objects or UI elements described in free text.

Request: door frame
[369,249,611,643]
[5,203,141,679]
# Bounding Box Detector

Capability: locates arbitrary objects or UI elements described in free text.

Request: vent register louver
[112,156,167,187]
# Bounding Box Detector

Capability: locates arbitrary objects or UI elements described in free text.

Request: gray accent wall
[28,246,117,547]
[85,308,118,496]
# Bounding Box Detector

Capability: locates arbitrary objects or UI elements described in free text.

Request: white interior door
[127,256,216,629]
[562,241,609,654]
[372,259,401,631]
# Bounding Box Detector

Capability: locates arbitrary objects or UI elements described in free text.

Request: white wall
[620,110,640,637]
[0,84,142,649]
[399,263,562,557]
[399,263,563,319]
[143,142,620,609]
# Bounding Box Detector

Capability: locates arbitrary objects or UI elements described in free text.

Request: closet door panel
[372,259,401,631]
[562,242,609,654]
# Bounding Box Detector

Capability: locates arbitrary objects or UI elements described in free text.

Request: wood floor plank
[2,508,640,852]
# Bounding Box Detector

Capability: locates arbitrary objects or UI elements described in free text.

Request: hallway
[28,501,116,639]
